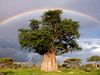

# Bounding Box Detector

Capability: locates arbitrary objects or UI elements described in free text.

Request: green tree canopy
[0,58,13,63]
[87,55,100,62]
[62,58,81,69]
[64,58,82,63]
[18,10,81,55]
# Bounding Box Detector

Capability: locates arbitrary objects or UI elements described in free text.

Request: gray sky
[0,0,100,63]
[0,0,100,23]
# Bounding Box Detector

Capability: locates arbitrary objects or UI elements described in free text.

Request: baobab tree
[18,10,81,72]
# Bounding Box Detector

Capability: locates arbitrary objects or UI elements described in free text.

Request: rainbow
[0,8,100,25]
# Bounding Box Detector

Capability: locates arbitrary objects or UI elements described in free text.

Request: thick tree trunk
[41,52,58,72]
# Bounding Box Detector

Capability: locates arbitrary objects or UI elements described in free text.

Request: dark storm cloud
[0,47,27,62]
[0,47,42,63]
[0,37,13,48]
[0,38,100,63]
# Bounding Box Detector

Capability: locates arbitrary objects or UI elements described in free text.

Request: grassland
[0,68,100,75]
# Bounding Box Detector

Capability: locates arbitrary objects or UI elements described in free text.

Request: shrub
[82,63,94,72]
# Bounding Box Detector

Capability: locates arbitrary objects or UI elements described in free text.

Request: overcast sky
[0,0,100,63]
[0,0,100,22]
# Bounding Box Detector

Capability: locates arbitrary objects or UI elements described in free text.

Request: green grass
[0,68,100,75]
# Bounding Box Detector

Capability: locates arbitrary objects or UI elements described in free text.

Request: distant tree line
[61,55,100,72]
[0,55,100,72]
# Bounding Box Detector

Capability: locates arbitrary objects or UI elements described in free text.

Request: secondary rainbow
[0,8,100,25]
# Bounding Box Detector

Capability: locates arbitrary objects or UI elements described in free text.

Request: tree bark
[41,52,58,72]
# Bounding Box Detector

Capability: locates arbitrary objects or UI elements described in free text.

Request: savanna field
[0,68,100,75]
[0,57,100,75]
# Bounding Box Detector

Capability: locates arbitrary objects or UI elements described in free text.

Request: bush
[5,71,14,75]
[82,63,94,72]
[0,58,13,63]
[85,68,92,72]
[0,71,14,75]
